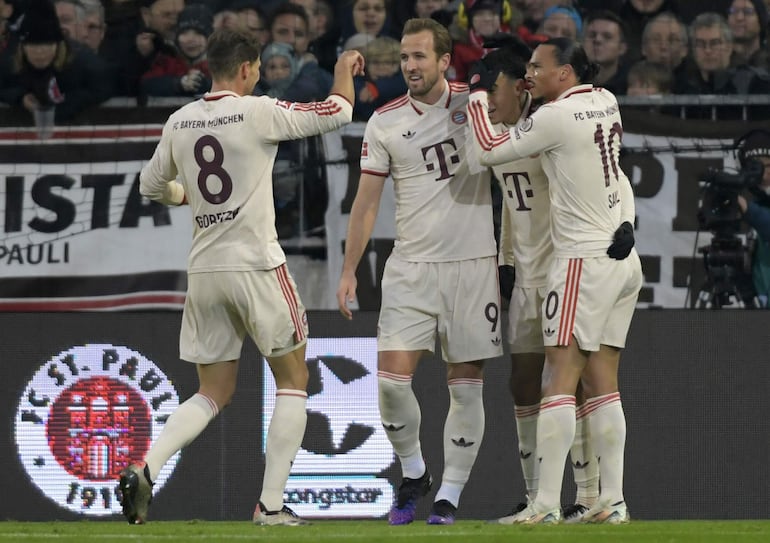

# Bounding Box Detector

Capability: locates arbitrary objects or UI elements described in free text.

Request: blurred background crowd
[1,0,769,239]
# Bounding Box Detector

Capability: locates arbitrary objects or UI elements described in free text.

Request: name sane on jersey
[195,207,240,228]
[174,113,245,130]
[572,104,619,121]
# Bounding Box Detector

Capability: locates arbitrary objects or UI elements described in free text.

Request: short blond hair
[365,36,400,63]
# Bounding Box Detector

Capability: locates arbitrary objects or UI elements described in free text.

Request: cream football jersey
[141,92,353,273]
[469,84,635,258]
[482,94,552,288]
[360,80,496,262]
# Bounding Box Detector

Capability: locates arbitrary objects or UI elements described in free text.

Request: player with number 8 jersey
[126,29,365,527]
[142,64,355,273]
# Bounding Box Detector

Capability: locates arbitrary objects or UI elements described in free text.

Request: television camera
[695,159,764,308]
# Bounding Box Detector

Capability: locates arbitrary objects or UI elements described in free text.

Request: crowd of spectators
[1,0,769,238]
[2,0,768,118]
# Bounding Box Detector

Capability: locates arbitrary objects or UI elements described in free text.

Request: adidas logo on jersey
[402,130,416,139]
[491,336,501,346]
[543,327,556,337]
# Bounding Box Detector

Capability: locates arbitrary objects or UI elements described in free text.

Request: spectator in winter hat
[254,40,299,98]
[0,0,115,121]
[539,5,582,40]
[736,129,770,307]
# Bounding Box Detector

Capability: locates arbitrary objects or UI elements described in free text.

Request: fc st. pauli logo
[15,344,180,516]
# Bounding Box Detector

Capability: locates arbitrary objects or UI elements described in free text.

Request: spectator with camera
[100,0,183,100]
[737,130,770,307]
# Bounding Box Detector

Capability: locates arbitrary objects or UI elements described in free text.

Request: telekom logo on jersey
[422,139,460,181]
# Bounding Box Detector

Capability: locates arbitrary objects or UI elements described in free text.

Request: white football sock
[259,390,308,511]
[532,395,576,511]
[571,405,599,507]
[514,403,539,499]
[585,392,626,506]
[435,378,484,507]
[378,371,425,479]
[145,393,219,481]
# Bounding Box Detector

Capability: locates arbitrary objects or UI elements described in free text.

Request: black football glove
[468,60,499,92]
[607,221,635,260]
[499,265,515,301]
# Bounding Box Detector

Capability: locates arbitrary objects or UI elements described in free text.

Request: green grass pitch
[2,520,770,543]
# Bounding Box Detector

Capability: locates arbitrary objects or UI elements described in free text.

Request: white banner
[623,132,739,308]
[0,160,191,277]
[0,126,191,310]
[0,124,745,310]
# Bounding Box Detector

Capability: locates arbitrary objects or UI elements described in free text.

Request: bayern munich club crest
[15,344,180,516]
[451,109,467,124]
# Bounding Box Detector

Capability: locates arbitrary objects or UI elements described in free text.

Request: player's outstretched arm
[337,172,386,320]
[329,50,365,106]
[466,61,518,167]
[467,90,525,167]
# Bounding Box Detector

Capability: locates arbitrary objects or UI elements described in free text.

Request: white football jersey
[141,92,353,272]
[481,95,552,288]
[361,80,496,262]
[469,84,635,258]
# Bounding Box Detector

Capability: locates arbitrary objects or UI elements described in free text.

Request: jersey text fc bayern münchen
[141,92,353,273]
